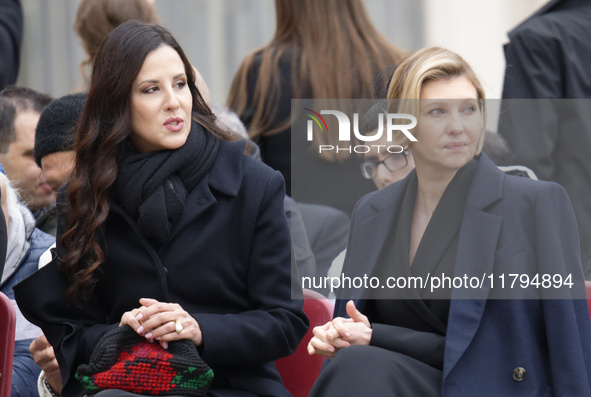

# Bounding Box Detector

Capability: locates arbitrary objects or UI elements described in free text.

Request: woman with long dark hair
[16,21,307,397]
[227,0,404,213]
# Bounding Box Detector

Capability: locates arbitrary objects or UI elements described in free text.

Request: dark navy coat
[15,140,309,397]
[335,153,591,396]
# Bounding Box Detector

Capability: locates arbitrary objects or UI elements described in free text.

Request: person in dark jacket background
[15,21,307,397]
[498,0,591,277]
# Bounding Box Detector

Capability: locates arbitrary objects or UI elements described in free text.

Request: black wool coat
[15,139,309,397]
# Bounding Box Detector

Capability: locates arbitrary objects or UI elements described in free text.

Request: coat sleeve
[285,196,316,280]
[536,182,591,395]
[193,170,309,366]
[369,324,445,369]
[14,256,118,397]
[14,190,119,397]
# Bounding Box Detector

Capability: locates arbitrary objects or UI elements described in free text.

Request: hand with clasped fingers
[307,300,372,359]
[119,298,203,349]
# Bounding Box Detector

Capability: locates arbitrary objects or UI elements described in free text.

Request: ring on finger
[175,319,183,334]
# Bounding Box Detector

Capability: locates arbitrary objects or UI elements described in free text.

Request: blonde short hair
[386,47,486,153]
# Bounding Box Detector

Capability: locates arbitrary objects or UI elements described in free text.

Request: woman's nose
[446,112,464,134]
[163,88,181,111]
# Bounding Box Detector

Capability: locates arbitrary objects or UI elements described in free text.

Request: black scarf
[114,120,220,246]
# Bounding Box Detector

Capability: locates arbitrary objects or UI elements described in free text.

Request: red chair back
[276,289,334,397]
[0,292,16,396]
[585,281,591,318]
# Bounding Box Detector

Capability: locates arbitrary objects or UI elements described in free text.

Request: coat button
[513,367,526,381]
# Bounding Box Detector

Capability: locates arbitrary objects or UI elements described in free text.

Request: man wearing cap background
[34,93,85,194]
[0,86,54,234]
[27,92,86,397]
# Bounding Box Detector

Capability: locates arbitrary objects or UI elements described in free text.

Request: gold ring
[175,320,183,334]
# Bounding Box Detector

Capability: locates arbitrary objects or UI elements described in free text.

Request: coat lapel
[443,154,505,380]
[164,178,218,243]
[345,172,412,309]
[165,140,244,243]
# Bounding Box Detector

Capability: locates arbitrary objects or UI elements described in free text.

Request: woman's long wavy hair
[61,21,234,302]
[227,0,404,162]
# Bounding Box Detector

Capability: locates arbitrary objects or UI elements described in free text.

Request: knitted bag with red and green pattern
[75,325,213,396]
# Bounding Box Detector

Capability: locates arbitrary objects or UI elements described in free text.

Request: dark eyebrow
[136,73,187,88]
[136,79,158,88]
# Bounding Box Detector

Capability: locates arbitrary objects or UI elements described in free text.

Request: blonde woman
[308,47,591,396]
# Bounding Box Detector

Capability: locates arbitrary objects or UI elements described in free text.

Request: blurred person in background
[498,0,591,277]
[73,0,161,91]
[358,100,416,191]
[0,170,54,397]
[227,0,404,215]
[34,93,86,193]
[0,86,54,234]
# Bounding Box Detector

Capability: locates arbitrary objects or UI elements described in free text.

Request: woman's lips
[445,142,466,149]
[164,117,184,132]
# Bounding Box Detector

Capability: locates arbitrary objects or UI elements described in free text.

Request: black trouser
[309,345,442,396]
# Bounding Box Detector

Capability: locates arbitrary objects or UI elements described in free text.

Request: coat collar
[354,153,504,282]
[206,139,245,197]
[161,139,245,244]
[464,153,504,211]
[367,153,504,212]
[343,171,411,305]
